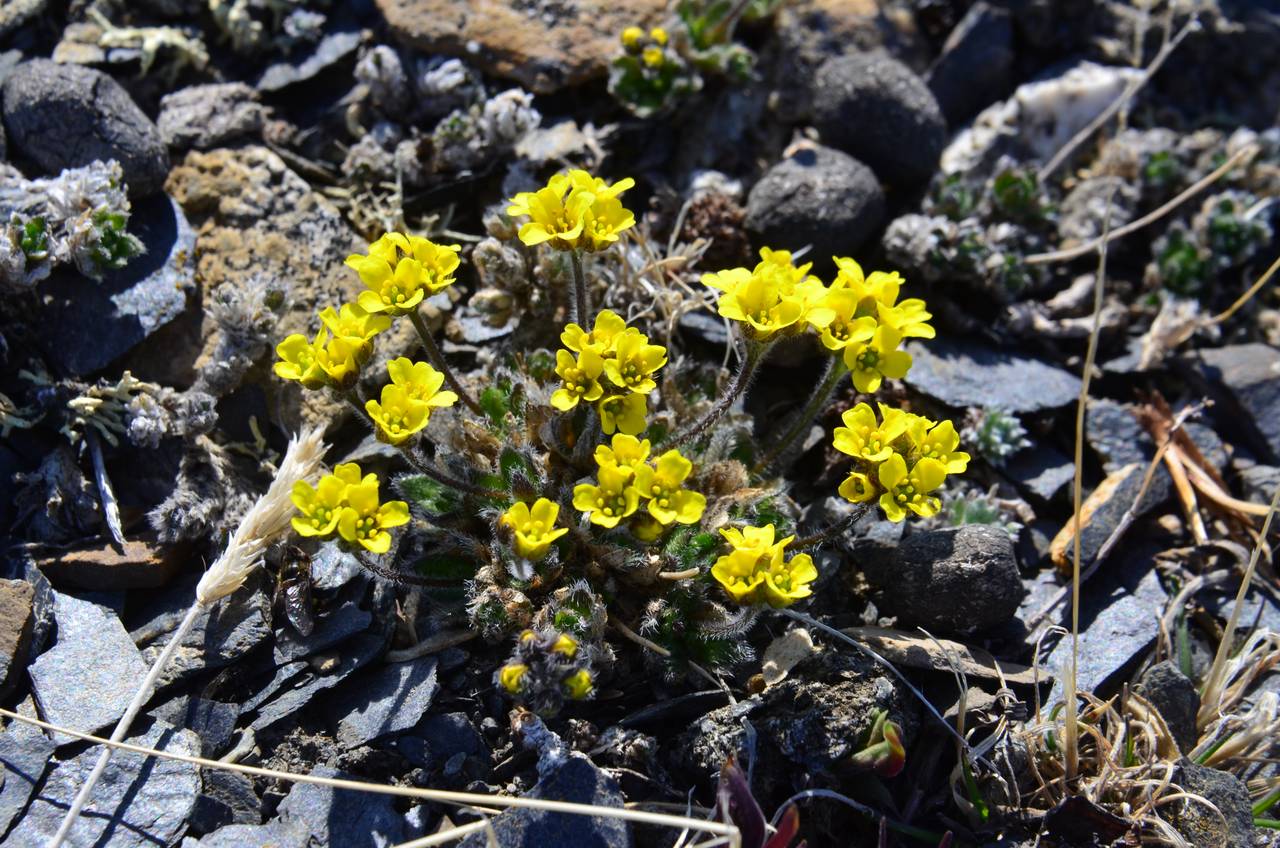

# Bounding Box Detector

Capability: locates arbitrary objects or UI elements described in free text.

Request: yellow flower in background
[347,233,459,316]
[832,402,909,463]
[877,454,946,523]
[711,524,814,607]
[642,46,664,68]
[621,25,644,49]
[907,416,970,474]
[551,348,605,411]
[386,357,459,409]
[604,330,667,393]
[573,463,640,528]
[336,476,410,554]
[290,474,348,537]
[499,663,528,694]
[632,449,706,525]
[319,303,391,361]
[566,170,635,201]
[843,324,912,393]
[837,471,877,504]
[500,498,569,560]
[866,270,934,340]
[551,632,578,657]
[594,433,651,477]
[273,332,329,389]
[580,194,637,252]
[561,309,627,354]
[331,462,366,487]
[365,384,431,445]
[598,391,647,436]
[562,668,593,699]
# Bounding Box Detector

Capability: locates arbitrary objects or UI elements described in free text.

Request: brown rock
[0,579,34,695]
[375,0,666,94]
[33,537,186,591]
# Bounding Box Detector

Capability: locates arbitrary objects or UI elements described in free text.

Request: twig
[1210,253,1280,325]
[609,614,735,704]
[657,567,701,580]
[386,628,478,663]
[86,429,124,547]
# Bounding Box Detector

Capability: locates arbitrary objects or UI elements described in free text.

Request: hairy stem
[569,249,589,326]
[792,502,871,550]
[670,336,769,449]
[407,308,483,415]
[755,354,848,473]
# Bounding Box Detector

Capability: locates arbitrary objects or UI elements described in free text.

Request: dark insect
[277,545,315,637]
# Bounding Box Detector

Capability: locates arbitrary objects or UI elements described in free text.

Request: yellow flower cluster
[498,630,592,699]
[506,170,636,252]
[274,302,390,390]
[499,497,569,561]
[620,24,670,69]
[291,462,410,554]
[365,357,458,445]
[710,524,817,608]
[703,253,934,392]
[573,434,706,533]
[345,232,460,316]
[832,402,968,522]
[552,309,666,436]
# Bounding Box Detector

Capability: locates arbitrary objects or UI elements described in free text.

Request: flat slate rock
[251,631,390,735]
[28,592,148,735]
[332,656,439,748]
[1003,443,1074,502]
[1187,343,1280,462]
[0,728,55,835]
[5,721,199,848]
[904,337,1082,412]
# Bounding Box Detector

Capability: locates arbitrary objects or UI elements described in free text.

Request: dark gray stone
[189,766,408,847]
[332,657,439,748]
[744,144,885,262]
[158,83,268,151]
[273,589,372,665]
[1188,343,1280,462]
[1238,462,1280,503]
[251,631,390,735]
[0,728,55,835]
[0,578,33,697]
[38,193,195,377]
[190,769,261,834]
[1166,761,1255,848]
[905,337,1082,413]
[1086,398,1172,509]
[28,592,148,735]
[813,52,946,186]
[5,721,199,848]
[257,31,362,92]
[926,2,1013,124]
[1135,661,1199,754]
[458,756,631,848]
[863,525,1024,636]
[1003,443,1074,502]
[1,59,168,196]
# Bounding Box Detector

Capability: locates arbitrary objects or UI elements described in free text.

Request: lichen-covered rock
[1,59,169,196]
[375,0,666,94]
[1135,661,1199,753]
[157,83,268,151]
[1165,761,1256,848]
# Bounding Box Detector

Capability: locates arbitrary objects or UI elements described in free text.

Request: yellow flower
[630,514,665,542]
[830,260,934,340]
[877,454,946,523]
[365,384,431,445]
[331,462,365,486]
[598,392,647,436]
[290,474,349,537]
[566,170,635,200]
[337,477,410,554]
[551,348,605,411]
[579,194,636,252]
[632,449,706,525]
[347,233,460,316]
[500,498,569,560]
[907,416,970,474]
[710,524,813,607]
[315,332,361,389]
[837,472,877,504]
[703,267,804,338]
[499,663,528,694]
[843,324,912,393]
[650,26,668,45]
[572,463,640,528]
[810,288,877,351]
[319,303,391,362]
[621,25,644,49]
[273,332,329,389]
[507,171,636,251]
[604,329,666,393]
[551,632,578,657]
[561,309,627,354]
[594,434,651,478]
[642,46,664,68]
[562,668,593,699]
[386,357,459,408]
[761,550,817,608]
[406,235,462,295]
[832,402,909,463]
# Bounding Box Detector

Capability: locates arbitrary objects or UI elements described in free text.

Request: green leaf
[19,216,48,257]
[480,385,509,427]
[395,473,461,514]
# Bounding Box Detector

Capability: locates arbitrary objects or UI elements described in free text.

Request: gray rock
[1,59,168,196]
[6,721,199,848]
[1003,443,1074,502]
[744,144,884,261]
[0,1,44,41]
[251,631,390,735]
[37,193,195,377]
[189,766,408,847]
[272,583,373,665]
[257,30,362,92]
[926,2,1013,125]
[904,337,1082,413]
[863,525,1023,636]
[1166,761,1256,848]
[28,592,148,735]
[392,711,489,770]
[1135,661,1199,754]
[458,756,631,848]
[0,578,33,696]
[813,53,946,187]
[189,769,261,834]
[0,728,55,835]
[1238,462,1280,503]
[1086,398,1171,507]
[1188,343,1280,462]
[158,83,268,151]
[332,656,439,748]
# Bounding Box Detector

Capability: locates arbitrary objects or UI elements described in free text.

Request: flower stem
[407,308,483,415]
[569,250,589,325]
[791,502,871,550]
[754,354,848,474]
[670,335,770,449]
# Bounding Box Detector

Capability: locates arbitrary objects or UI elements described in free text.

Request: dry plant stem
[0,709,739,844]
[792,503,872,550]
[86,429,125,546]
[386,628,478,663]
[407,307,483,415]
[608,614,734,703]
[1211,253,1280,325]
[755,355,848,473]
[1025,145,1258,265]
[569,249,589,325]
[1197,481,1280,729]
[47,601,204,848]
[671,336,770,449]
